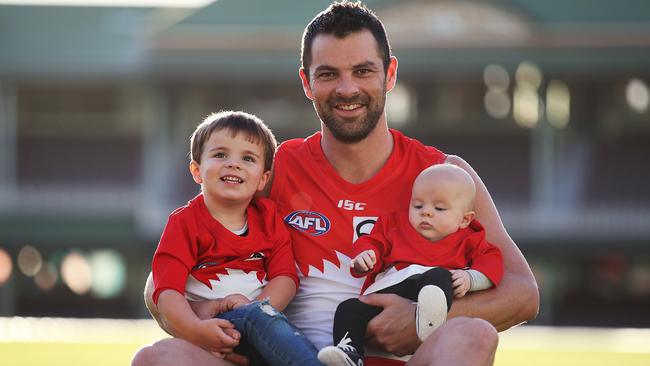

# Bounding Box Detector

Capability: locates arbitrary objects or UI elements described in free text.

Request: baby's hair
[419,164,476,210]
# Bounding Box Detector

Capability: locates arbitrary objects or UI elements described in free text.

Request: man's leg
[131,337,237,366]
[407,317,498,366]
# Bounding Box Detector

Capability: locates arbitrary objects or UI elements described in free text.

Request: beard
[314,87,386,144]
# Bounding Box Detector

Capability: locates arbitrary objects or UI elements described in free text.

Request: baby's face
[408,175,472,242]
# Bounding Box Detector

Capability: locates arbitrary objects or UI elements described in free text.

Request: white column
[531,116,555,214]
[135,86,173,238]
[0,82,18,211]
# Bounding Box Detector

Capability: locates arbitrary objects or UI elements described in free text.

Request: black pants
[331,267,453,357]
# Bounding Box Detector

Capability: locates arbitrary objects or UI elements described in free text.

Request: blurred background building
[0,0,649,327]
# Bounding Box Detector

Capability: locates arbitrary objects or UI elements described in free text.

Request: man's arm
[143,274,250,366]
[144,272,174,335]
[156,290,240,356]
[445,154,539,330]
[144,272,229,334]
[362,155,539,354]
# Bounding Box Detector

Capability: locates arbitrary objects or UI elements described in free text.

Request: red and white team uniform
[351,211,504,295]
[151,194,298,305]
[270,129,446,363]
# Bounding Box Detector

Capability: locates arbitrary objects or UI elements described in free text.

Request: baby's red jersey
[151,194,298,304]
[269,129,446,360]
[352,211,504,294]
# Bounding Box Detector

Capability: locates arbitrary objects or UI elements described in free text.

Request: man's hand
[360,293,420,356]
[450,270,471,298]
[189,299,223,320]
[351,250,376,273]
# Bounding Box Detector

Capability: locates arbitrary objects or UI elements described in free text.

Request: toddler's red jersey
[152,195,298,304]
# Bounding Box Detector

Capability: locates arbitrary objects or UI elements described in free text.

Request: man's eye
[243,156,255,162]
[214,152,226,158]
[318,72,336,80]
[413,205,423,209]
[435,207,446,211]
[355,69,371,76]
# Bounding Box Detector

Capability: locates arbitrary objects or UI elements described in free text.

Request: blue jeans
[217,299,322,366]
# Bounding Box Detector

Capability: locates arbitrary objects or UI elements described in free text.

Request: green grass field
[1,318,648,365]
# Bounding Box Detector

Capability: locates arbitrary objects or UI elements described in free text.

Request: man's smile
[336,103,364,111]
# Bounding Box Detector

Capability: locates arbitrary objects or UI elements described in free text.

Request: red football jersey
[270,129,446,359]
[352,211,504,294]
[152,195,298,304]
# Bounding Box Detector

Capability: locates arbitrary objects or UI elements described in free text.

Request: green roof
[1,1,649,78]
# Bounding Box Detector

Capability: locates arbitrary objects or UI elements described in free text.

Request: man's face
[302,30,392,143]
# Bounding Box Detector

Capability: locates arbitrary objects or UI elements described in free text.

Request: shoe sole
[416,285,448,341]
[318,346,356,366]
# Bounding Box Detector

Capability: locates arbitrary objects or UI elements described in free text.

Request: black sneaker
[317,332,364,366]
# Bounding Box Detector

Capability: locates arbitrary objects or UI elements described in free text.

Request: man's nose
[421,210,433,218]
[335,74,360,97]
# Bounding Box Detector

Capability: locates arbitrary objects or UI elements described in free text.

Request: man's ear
[189,160,202,184]
[385,56,398,93]
[459,210,475,229]
[299,68,314,100]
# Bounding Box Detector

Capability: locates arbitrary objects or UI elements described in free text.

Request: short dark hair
[301,1,391,80]
[190,111,277,172]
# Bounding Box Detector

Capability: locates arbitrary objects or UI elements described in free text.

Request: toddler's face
[191,128,270,205]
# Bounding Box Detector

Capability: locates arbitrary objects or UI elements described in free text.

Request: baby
[318,164,504,366]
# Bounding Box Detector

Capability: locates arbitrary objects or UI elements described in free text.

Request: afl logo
[285,210,331,236]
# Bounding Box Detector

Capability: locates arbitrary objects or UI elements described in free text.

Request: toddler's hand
[351,250,376,273]
[221,294,251,313]
[450,269,471,298]
[193,318,240,356]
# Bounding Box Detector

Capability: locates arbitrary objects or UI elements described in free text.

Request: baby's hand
[351,250,376,273]
[450,269,471,298]
[220,294,251,313]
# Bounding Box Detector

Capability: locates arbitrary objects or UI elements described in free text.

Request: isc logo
[285,210,331,236]
[337,199,366,211]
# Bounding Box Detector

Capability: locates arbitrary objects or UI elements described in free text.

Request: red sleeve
[264,204,300,290]
[467,222,504,286]
[350,216,391,278]
[151,213,196,304]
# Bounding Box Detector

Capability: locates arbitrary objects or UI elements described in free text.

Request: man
[132,2,538,365]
